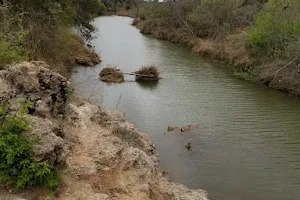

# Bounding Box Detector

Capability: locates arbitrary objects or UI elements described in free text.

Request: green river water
[70,16,300,200]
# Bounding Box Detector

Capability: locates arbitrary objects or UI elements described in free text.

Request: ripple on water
[71,16,300,200]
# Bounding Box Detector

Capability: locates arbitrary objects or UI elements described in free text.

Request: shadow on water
[137,81,159,90]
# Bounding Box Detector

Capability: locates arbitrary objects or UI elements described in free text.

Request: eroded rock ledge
[0,62,208,200]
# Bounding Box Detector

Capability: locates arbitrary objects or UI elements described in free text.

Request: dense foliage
[102,0,136,12]
[138,0,265,37]
[0,0,104,71]
[249,0,300,59]
[134,0,300,94]
[0,100,60,190]
[137,0,300,62]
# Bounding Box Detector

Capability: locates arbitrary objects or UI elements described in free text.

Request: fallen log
[123,72,156,77]
[123,72,161,82]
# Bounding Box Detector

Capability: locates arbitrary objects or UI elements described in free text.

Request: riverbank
[0,61,208,200]
[131,17,300,97]
[0,1,102,78]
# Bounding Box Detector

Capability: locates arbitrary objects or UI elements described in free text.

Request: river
[70,16,300,200]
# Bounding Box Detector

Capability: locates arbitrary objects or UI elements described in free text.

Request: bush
[97,0,107,15]
[138,0,263,38]
[135,65,160,81]
[284,37,300,63]
[100,66,124,83]
[0,101,60,190]
[187,0,250,37]
[0,4,28,69]
[29,28,93,76]
[249,0,300,57]
[136,65,160,77]
[0,0,101,71]
[0,32,28,69]
[138,2,174,26]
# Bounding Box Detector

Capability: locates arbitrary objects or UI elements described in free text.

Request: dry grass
[138,20,250,66]
[136,65,159,77]
[28,27,98,77]
[99,66,124,83]
[135,65,160,81]
[100,67,118,76]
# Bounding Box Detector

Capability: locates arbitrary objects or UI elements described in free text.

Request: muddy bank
[0,62,208,200]
[134,19,300,97]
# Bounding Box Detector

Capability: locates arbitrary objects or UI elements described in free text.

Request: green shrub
[0,100,60,190]
[138,2,173,23]
[0,0,101,71]
[249,0,300,57]
[138,0,263,38]
[0,32,28,69]
[187,0,248,37]
[0,4,28,69]
[284,37,300,63]
[97,0,107,15]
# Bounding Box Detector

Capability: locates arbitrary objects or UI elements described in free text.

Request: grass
[135,65,160,81]
[99,66,124,83]
[233,71,253,81]
[136,65,159,76]
[28,28,96,77]
[100,67,118,76]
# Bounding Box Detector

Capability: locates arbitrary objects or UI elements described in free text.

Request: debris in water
[180,125,192,132]
[99,65,124,83]
[185,142,192,151]
[135,65,160,82]
[168,126,177,132]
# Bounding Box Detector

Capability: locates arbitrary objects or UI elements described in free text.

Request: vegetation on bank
[99,65,161,82]
[135,65,160,81]
[100,66,125,83]
[0,0,105,75]
[0,100,60,190]
[102,0,137,13]
[131,0,300,96]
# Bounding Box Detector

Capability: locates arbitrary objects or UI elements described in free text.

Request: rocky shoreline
[0,62,208,200]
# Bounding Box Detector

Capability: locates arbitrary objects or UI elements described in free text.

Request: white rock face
[0,62,209,200]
